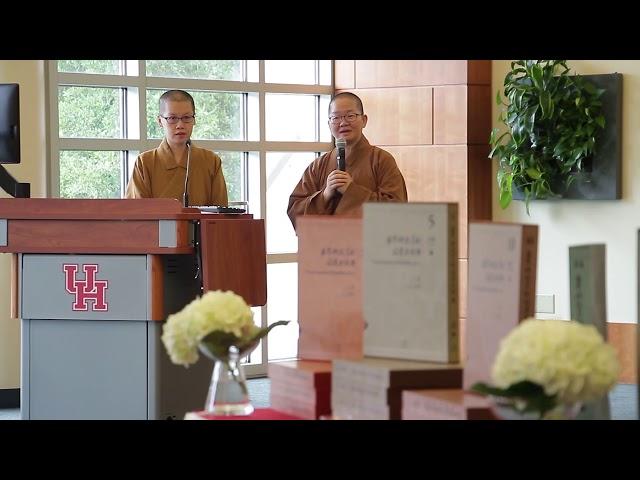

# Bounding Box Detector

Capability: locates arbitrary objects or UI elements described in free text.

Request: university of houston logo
[63,264,109,311]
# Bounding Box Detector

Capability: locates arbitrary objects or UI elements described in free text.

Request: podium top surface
[0,198,252,220]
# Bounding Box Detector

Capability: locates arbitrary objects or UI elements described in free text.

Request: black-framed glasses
[328,113,363,125]
[160,114,196,124]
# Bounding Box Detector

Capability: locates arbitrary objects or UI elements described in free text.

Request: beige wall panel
[434,85,467,145]
[353,88,433,146]
[355,60,467,88]
[385,145,468,257]
[334,60,355,89]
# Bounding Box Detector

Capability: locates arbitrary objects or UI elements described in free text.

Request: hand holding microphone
[322,138,352,202]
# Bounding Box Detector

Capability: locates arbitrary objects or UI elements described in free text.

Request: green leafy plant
[489,60,606,213]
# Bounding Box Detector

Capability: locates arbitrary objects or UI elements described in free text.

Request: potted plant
[489,60,606,213]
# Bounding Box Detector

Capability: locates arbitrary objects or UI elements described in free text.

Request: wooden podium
[0,198,267,420]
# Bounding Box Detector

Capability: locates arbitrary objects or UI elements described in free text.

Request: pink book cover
[463,222,538,390]
[297,216,364,360]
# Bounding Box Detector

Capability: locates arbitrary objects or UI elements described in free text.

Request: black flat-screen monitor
[0,83,29,197]
[0,83,20,164]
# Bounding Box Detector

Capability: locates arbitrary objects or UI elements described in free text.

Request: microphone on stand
[183,139,192,207]
[336,137,346,171]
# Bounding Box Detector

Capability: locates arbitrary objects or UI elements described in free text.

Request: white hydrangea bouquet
[472,318,620,419]
[162,290,288,366]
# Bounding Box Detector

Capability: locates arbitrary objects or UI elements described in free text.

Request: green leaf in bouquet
[236,320,290,354]
[199,320,290,360]
[472,380,557,416]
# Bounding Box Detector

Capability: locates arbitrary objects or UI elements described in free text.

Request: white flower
[161,290,254,366]
[491,318,620,404]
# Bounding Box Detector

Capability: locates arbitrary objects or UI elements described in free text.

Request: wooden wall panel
[468,85,492,145]
[467,60,492,85]
[433,86,467,145]
[334,60,355,89]
[355,60,467,88]
[353,88,433,146]
[386,145,468,257]
[467,145,492,221]
[608,322,637,384]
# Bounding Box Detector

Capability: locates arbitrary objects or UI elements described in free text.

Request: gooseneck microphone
[183,139,192,207]
[336,138,346,171]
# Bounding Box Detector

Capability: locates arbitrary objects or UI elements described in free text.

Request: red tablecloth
[185,408,304,420]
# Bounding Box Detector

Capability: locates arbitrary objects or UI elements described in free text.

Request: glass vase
[203,346,254,416]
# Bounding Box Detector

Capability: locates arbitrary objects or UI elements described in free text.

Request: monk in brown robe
[125,89,228,206]
[287,92,407,231]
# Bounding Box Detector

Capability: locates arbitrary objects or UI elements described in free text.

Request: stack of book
[401,389,495,420]
[331,357,462,420]
[327,203,462,420]
[268,360,332,420]
[276,215,364,420]
[399,221,538,420]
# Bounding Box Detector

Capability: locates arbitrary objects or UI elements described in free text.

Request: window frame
[46,60,334,377]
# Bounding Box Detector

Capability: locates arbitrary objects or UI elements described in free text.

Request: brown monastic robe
[287,135,407,230]
[125,138,228,206]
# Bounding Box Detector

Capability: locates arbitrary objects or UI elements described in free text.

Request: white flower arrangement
[473,318,620,418]
[162,290,287,367]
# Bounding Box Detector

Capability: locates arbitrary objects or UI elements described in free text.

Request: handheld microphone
[336,138,346,171]
[183,139,191,207]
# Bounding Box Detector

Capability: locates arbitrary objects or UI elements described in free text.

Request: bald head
[159,90,195,115]
[328,92,364,115]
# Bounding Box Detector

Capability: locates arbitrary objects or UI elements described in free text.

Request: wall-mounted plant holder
[513,73,622,201]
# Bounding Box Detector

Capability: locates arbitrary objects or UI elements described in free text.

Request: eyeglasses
[328,113,363,125]
[160,114,196,124]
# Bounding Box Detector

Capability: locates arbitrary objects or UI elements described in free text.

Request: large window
[47,60,333,376]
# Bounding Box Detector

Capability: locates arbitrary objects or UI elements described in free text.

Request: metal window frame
[46,59,334,377]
